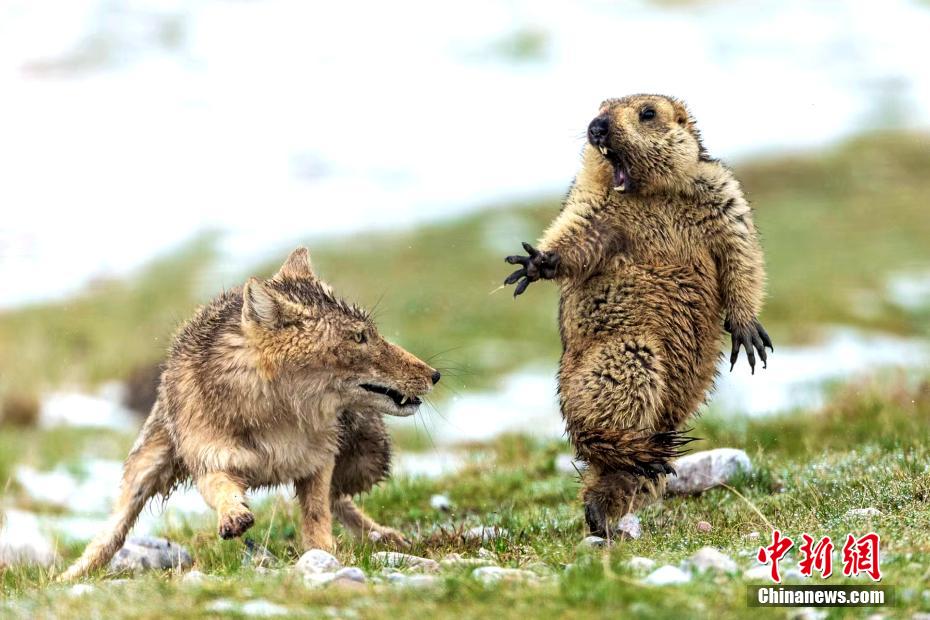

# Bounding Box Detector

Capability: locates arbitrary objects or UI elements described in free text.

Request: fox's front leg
[331,495,409,548]
[295,459,336,550]
[196,472,255,539]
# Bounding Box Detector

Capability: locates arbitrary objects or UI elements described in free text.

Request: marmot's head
[586,94,708,194]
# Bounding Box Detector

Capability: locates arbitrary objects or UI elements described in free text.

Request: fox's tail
[59,409,178,581]
[571,427,696,478]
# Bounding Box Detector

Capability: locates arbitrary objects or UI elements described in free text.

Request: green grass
[1,131,929,405]
[2,378,929,618]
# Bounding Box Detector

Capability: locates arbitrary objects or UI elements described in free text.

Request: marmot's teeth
[614,183,626,192]
[599,146,608,155]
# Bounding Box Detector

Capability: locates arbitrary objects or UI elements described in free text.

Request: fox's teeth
[400,396,408,405]
[599,146,608,155]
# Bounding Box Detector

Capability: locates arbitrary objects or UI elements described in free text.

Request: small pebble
[667,448,752,495]
[334,567,366,583]
[240,599,288,617]
[696,520,712,533]
[628,556,656,572]
[581,535,607,548]
[464,526,509,542]
[295,549,341,575]
[845,507,882,518]
[643,565,691,585]
[615,513,642,540]
[688,547,737,574]
[429,494,453,511]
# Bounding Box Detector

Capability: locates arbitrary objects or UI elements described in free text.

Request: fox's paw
[504,242,560,297]
[368,526,411,549]
[218,504,255,540]
[725,317,773,374]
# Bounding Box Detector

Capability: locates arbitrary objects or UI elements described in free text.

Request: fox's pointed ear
[274,247,316,280]
[242,277,281,327]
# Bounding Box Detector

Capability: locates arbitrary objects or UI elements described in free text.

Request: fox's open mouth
[360,383,422,408]
[596,145,630,193]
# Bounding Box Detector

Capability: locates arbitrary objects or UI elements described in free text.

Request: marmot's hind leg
[562,339,690,536]
[330,410,408,547]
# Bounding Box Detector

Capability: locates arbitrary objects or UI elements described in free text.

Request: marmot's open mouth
[597,145,629,193]
[360,383,422,408]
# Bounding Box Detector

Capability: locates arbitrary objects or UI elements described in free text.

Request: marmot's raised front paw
[504,242,560,297]
[725,317,773,374]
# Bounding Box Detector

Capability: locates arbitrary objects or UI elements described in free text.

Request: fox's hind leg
[330,410,408,546]
[561,338,684,537]
[196,472,254,540]
[60,412,178,581]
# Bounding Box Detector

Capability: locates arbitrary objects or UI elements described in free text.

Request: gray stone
[295,549,341,575]
[643,565,691,585]
[687,547,737,574]
[371,551,439,572]
[335,567,366,583]
[667,448,752,494]
[696,520,712,533]
[581,535,607,548]
[68,584,95,597]
[303,572,337,587]
[386,572,438,587]
[439,553,493,568]
[181,570,210,585]
[109,536,192,574]
[463,526,509,542]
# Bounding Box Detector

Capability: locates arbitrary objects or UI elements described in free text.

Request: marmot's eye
[354,331,367,344]
[640,107,656,121]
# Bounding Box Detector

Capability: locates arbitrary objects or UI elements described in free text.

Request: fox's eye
[640,107,656,121]
[354,331,367,344]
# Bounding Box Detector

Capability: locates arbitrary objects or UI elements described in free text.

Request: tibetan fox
[62,247,439,580]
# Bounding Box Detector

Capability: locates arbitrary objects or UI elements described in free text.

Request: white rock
[688,547,738,574]
[628,557,656,572]
[471,566,537,584]
[110,536,192,573]
[182,570,208,585]
[743,564,806,581]
[464,526,509,542]
[304,572,337,587]
[643,565,692,585]
[429,494,452,511]
[386,573,438,587]
[371,552,438,572]
[335,567,366,583]
[581,536,607,548]
[477,547,495,559]
[555,454,585,475]
[744,531,761,540]
[295,549,341,575]
[845,507,882,518]
[667,448,752,494]
[205,599,237,613]
[440,554,493,568]
[240,599,288,617]
[68,584,95,597]
[0,509,59,568]
[615,513,642,539]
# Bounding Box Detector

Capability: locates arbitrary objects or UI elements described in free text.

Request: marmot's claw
[503,242,561,298]
[727,318,773,373]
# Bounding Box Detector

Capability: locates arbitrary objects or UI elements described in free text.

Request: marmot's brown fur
[504,94,771,536]
[62,248,440,580]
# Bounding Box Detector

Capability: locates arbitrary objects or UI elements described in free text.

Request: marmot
[503,95,771,536]
[62,248,440,580]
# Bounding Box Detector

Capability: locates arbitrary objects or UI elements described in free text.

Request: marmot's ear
[242,277,282,327]
[670,99,696,132]
[274,247,317,280]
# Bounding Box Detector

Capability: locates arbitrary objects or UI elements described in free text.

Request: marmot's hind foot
[631,429,698,480]
[584,502,609,538]
[573,427,698,479]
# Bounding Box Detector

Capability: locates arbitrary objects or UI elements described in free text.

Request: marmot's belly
[560,263,722,395]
